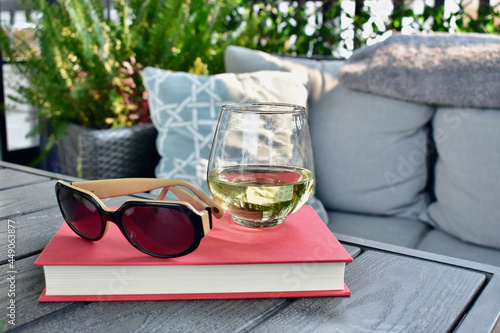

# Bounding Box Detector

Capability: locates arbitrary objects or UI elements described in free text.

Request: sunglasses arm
[157,186,210,214]
[70,178,225,218]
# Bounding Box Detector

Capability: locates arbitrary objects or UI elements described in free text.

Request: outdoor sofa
[79,33,500,267]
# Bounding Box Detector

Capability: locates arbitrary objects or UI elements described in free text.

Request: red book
[35,205,352,302]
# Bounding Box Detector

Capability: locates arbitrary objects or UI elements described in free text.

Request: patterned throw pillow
[142,67,309,192]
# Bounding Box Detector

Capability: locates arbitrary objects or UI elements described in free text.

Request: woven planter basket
[79,124,160,179]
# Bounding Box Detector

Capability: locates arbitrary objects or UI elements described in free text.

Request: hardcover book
[35,205,352,302]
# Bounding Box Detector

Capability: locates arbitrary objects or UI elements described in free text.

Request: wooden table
[1,161,499,332]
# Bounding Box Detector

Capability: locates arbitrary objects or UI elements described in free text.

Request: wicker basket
[79,124,160,179]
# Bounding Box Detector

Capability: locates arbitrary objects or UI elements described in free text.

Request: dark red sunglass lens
[121,206,195,256]
[57,187,103,239]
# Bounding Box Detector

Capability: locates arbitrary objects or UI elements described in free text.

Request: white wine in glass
[207,103,315,227]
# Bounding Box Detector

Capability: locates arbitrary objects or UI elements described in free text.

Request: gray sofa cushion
[339,33,500,109]
[329,211,500,267]
[419,107,500,249]
[327,211,430,248]
[224,46,434,219]
[310,85,433,218]
[416,229,500,267]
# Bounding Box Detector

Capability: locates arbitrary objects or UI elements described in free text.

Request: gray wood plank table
[1,161,499,332]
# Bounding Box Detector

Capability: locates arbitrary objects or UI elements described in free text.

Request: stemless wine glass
[207,102,315,228]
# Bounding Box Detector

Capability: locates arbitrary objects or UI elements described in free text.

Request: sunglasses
[55,179,224,258]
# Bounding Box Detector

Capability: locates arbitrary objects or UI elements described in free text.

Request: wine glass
[207,102,315,227]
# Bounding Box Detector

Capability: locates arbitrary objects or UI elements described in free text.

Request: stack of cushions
[223,33,500,263]
[142,67,328,221]
[338,33,500,250]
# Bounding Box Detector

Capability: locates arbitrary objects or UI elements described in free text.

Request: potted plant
[0,0,256,176]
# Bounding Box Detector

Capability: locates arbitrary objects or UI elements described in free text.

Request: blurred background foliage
[242,0,499,57]
[0,0,498,152]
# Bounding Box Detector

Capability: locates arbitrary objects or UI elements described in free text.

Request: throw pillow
[142,67,328,222]
[339,33,500,109]
[419,107,500,249]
